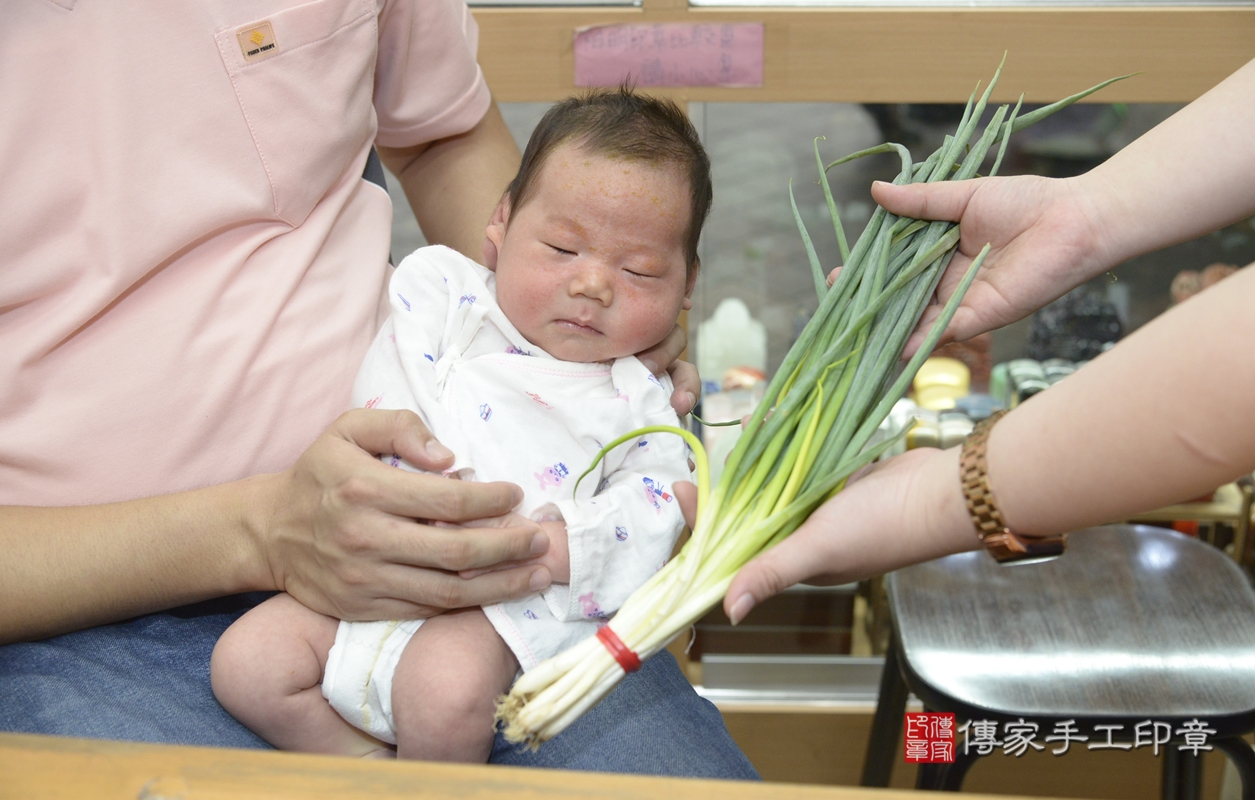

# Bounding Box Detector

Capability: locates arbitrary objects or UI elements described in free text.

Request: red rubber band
[596,626,642,673]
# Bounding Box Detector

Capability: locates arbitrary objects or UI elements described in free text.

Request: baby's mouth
[555,319,601,335]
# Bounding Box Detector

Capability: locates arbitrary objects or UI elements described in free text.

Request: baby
[211,89,712,761]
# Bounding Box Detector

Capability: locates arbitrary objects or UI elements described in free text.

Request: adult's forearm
[1082,57,1255,270]
[380,101,521,260]
[987,262,1255,538]
[0,410,553,645]
[0,478,272,644]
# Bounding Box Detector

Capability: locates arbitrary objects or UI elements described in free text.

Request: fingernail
[728,594,755,626]
[639,357,659,374]
[529,568,550,592]
[530,531,549,556]
[426,440,453,461]
[682,391,696,414]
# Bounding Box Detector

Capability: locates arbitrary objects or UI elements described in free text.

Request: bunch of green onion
[497,59,1127,747]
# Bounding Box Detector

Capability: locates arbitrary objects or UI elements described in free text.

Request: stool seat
[862,524,1255,797]
[891,524,1255,730]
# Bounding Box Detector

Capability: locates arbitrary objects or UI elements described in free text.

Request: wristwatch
[959,410,1067,564]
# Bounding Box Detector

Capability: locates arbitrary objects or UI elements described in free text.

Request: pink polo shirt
[0,0,491,506]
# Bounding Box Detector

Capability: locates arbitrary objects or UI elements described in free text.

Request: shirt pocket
[214,0,377,226]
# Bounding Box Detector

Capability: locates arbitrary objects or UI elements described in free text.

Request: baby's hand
[532,518,570,583]
[457,511,570,585]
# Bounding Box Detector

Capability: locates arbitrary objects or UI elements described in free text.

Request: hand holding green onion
[872,174,1119,357]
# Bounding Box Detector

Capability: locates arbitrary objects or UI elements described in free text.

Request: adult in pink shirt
[0,0,752,777]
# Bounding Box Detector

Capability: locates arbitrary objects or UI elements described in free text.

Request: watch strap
[959,410,1067,563]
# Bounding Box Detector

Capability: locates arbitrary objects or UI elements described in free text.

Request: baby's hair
[505,86,712,274]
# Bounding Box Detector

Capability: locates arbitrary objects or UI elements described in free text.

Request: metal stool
[860,524,1255,798]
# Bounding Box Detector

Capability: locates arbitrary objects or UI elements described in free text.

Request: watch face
[986,531,1068,564]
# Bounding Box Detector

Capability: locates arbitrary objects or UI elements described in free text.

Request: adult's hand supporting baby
[637,323,700,417]
[456,511,571,584]
[258,409,552,622]
[0,409,550,645]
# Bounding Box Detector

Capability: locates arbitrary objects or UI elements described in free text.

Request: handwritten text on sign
[573,23,764,89]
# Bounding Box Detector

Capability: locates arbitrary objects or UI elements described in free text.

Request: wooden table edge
[0,732,1065,799]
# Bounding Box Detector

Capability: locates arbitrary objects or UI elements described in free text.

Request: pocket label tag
[237,22,279,63]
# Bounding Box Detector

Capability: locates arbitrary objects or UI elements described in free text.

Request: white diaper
[321,618,424,745]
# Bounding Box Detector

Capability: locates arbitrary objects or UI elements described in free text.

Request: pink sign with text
[573,23,764,89]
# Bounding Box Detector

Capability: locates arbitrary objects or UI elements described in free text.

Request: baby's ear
[682,257,700,310]
[482,194,511,271]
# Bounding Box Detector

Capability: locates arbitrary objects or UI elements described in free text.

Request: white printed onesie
[320,245,690,743]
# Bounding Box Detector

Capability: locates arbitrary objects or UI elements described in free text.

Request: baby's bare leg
[211,593,391,757]
[391,608,518,762]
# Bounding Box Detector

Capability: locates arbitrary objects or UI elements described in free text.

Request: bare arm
[987,264,1255,537]
[378,100,521,260]
[1084,57,1255,269]
[0,410,550,645]
[726,57,1255,617]
[0,479,267,643]
[727,251,1255,621]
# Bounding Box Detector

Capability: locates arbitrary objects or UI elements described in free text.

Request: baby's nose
[570,265,614,305]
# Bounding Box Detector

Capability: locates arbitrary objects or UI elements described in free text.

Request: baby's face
[486,145,694,363]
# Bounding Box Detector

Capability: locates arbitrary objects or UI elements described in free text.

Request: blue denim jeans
[0,594,758,778]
